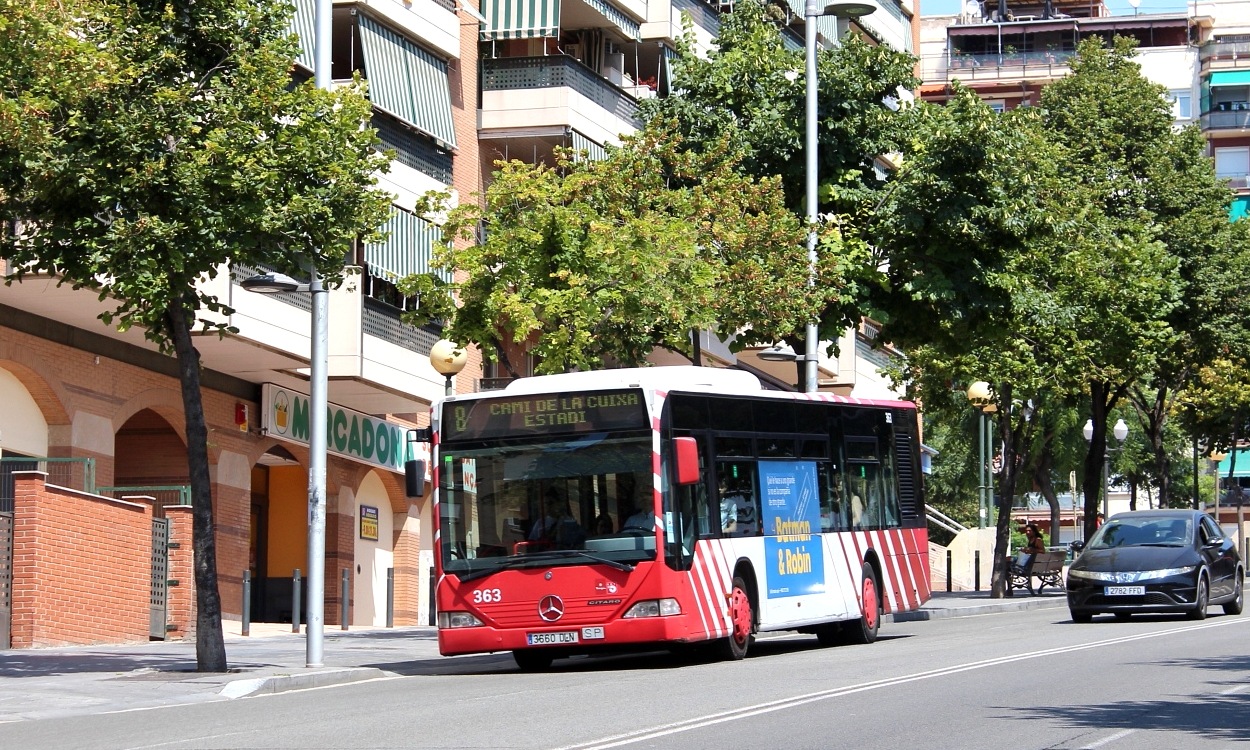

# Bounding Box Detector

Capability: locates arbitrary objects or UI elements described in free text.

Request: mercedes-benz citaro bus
[408,366,930,670]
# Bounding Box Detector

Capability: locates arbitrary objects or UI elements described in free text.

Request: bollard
[341,567,350,630]
[946,549,953,593]
[974,550,981,592]
[292,569,302,633]
[386,567,395,628]
[241,570,251,637]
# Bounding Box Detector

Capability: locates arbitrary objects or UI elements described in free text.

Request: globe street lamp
[966,381,996,529]
[802,0,875,393]
[241,268,328,667]
[429,339,468,396]
[1083,417,1129,519]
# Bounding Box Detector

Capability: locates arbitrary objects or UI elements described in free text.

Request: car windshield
[1087,516,1192,550]
[437,432,656,579]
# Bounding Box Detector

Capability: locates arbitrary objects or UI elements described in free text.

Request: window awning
[1217,448,1250,479]
[358,15,457,149]
[1210,70,1250,87]
[584,0,641,41]
[365,208,449,282]
[1232,195,1250,222]
[570,130,607,161]
[288,0,316,73]
[480,0,560,40]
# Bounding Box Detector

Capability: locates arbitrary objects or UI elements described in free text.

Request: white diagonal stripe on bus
[876,529,908,612]
[690,543,722,638]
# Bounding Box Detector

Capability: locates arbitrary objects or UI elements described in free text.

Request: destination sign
[442,389,648,442]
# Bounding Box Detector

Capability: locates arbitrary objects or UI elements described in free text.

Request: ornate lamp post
[430,340,467,396]
[1083,418,1128,519]
[966,381,996,529]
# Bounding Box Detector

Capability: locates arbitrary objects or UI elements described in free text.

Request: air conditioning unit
[565,43,582,60]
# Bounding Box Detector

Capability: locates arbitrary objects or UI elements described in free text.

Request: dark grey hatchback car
[1066,510,1244,622]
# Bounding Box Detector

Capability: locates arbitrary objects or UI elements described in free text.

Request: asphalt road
[4,607,1248,750]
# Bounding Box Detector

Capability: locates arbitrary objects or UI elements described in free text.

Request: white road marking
[1080,728,1137,749]
[552,618,1249,750]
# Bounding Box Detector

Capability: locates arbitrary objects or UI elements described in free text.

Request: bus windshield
[438,432,656,580]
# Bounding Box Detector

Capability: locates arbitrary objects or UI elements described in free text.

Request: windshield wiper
[452,550,634,583]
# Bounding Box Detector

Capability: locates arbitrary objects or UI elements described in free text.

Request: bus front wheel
[512,649,554,671]
[720,576,753,661]
[845,564,881,645]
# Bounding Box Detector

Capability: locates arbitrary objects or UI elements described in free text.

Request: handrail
[98,485,192,506]
[926,503,967,536]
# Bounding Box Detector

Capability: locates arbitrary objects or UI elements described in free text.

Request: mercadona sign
[261,384,423,474]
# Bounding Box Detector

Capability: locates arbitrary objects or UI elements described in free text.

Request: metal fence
[0,457,97,512]
[97,485,192,517]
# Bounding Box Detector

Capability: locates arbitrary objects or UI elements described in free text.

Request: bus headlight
[623,598,682,618]
[438,611,484,628]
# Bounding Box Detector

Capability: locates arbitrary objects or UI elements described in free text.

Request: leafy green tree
[642,0,920,373]
[406,125,813,374]
[1,0,390,669]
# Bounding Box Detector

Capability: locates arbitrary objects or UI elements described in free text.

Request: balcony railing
[937,49,1075,81]
[482,56,641,125]
[1201,110,1250,131]
[363,297,440,355]
[1200,40,1250,64]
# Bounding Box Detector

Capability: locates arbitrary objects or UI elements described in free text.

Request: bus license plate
[1105,585,1145,596]
[582,626,605,640]
[528,631,579,646]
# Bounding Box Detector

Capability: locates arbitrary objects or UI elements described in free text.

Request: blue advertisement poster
[760,460,824,598]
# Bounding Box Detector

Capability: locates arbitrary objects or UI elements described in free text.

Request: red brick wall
[165,505,196,639]
[10,472,154,647]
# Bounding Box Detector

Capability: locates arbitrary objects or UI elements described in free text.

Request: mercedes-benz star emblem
[538,595,565,622]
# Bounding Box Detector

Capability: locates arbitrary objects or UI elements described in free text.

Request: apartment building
[917,0,1250,218]
[0,0,918,645]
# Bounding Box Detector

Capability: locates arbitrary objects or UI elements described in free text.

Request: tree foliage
[2,0,390,669]
[407,125,814,374]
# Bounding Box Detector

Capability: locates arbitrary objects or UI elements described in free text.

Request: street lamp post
[430,340,468,396]
[241,268,328,668]
[966,381,996,529]
[1083,418,1129,520]
[802,0,875,393]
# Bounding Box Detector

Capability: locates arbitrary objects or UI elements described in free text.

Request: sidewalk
[0,591,1064,723]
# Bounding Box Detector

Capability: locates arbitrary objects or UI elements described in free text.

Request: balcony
[1202,108,1250,132]
[480,55,643,155]
[1200,40,1250,68]
[928,49,1075,83]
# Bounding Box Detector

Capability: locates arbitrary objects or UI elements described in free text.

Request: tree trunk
[989,383,1017,598]
[167,302,227,672]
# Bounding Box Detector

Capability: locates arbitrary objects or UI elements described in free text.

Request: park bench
[1007,550,1066,596]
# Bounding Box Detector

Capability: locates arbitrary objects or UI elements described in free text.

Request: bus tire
[512,649,554,672]
[846,564,881,645]
[720,576,753,661]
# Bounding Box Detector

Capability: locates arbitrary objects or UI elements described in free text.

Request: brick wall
[165,505,196,639]
[10,472,154,647]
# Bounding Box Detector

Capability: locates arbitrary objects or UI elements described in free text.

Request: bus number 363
[472,588,503,604]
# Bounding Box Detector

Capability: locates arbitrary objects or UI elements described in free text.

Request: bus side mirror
[673,437,700,485]
[405,459,426,498]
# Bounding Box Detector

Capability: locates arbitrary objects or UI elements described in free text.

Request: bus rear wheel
[845,564,881,645]
[512,649,554,672]
[720,576,753,661]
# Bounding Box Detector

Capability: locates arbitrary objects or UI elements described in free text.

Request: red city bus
[413,366,930,670]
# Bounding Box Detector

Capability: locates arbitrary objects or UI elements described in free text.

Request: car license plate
[527,631,578,646]
[581,626,605,640]
[1105,585,1145,596]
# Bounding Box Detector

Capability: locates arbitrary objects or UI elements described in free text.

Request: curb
[221,667,394,699]
[889,596,1067,623]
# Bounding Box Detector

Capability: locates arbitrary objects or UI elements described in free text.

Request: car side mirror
[1069,540,1085,553]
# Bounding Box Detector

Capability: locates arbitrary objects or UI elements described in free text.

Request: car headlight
[623,598,682,618]
[438,611,484,628]
[1069,565,1197,584]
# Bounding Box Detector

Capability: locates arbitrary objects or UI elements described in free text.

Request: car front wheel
[1187,575,1209,621]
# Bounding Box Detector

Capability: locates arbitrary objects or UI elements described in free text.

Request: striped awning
[288,0,316,72]
[365,208,449,282]
[358,15,458,149]
[570,130,608,161]
[584,0,641,41]
[480,0,560,40]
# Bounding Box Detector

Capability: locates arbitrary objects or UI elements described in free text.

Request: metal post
[292,568,302,633]
[386,567,395,628]
[1102,459,1109,520]
[802,0,821,394]
[1193,433,1200,510]
[305,0,332,670]
[946,549,952,593]
[445,375,454,397]
[978,412,987,528]
[974,549,981,592]
[341,567,350,630]
[241,570,251,637]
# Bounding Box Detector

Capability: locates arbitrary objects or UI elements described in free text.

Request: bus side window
[718,461,759,537]
[818,463,844,532]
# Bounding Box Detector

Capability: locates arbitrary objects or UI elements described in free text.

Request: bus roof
[468,366,914,410]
